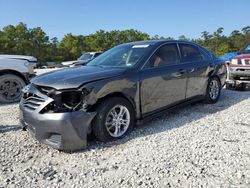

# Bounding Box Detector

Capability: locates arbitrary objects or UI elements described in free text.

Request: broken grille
[22,92,45,111]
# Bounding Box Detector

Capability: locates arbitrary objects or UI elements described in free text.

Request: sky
[0,0,249,40]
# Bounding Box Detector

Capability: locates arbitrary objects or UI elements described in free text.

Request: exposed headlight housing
[38,85,90,113]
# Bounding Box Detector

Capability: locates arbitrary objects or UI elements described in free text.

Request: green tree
[242,26,250,34]
[59,33,85,61]
[0,31,4,53]
[29,27,50,64]
[178,35,190,41]
[1,23,250,64]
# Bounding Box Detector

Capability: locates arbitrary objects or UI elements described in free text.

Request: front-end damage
[19,83,96,151]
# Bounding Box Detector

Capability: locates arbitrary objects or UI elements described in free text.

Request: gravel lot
[0,84,250,187]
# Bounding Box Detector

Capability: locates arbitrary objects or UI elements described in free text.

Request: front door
[140,43,188,116]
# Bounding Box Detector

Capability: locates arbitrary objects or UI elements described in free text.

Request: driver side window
[147,43,180,68]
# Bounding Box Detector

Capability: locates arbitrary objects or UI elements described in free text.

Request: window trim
[178,42,204,63]
[141,41,212,70]
[141,42,181,70]
[198,47,212,60]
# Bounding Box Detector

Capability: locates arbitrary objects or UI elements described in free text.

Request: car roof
[235,54,250,59]
[83,52,102,55]
[121,40,197,46]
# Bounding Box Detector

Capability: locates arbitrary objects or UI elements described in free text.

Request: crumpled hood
[31,66,125,90]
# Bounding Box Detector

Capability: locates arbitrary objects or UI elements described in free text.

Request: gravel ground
[0,88,250,187]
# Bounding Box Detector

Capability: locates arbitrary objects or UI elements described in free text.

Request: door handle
[178,69,186,74]
[189,68,195,73]
[172,69,186,78]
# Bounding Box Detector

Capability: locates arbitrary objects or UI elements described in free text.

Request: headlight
[231,59,242,65]
[40,86,91,113]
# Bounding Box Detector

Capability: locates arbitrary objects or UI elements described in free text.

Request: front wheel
[92,97,135,142]
[205,77,221,104]
[0,74,26,103]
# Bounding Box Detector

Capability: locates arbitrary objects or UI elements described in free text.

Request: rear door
[140,43,188,115]
[178,43,212,98]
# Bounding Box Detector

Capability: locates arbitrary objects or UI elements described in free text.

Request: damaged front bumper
[19,84,96,152]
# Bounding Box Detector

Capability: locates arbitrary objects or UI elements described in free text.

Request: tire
[226,83,234,90]
[0,74,26,103]
[205,77,221,104]
[92,97,135,142]
[225,83,231,89]
[235,83,246,91]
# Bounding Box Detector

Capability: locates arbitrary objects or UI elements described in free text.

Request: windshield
[79,53,93,61]
[87,44,152,68]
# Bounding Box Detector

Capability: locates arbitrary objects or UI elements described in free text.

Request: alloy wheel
[0,79,23,101]
[209,79,219,100]
[105,105,130,137]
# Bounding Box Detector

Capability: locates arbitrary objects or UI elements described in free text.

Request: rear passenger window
[179,44,203,62]
[199,48,212,60]
[148,43,180,68]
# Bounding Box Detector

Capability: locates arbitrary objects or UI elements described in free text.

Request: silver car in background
[0,55,37,103]
[61,52,102,67]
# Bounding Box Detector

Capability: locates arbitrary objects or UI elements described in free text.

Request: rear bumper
[20,105,96,151]
[218,72,227,87]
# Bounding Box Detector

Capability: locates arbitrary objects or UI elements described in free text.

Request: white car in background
[61,52,102,67]
[0,55,37,103]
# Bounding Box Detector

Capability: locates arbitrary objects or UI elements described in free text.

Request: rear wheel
[0,74,26,103]
[226,83,233,89]
[92,97,135,142]
[205,77,221,104]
